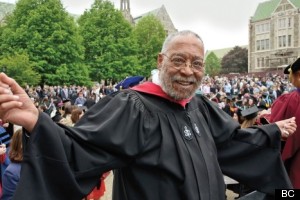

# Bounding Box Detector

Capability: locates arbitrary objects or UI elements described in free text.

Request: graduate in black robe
[0,30,296,200]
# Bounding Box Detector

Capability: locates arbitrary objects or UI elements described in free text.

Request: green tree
[0,0,91,86]
[133,15,166,77]
[204,52,221,77]
[0,53,41,87]
[78,0,140,83]
[221,46,248,74]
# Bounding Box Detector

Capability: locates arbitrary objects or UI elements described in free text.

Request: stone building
[120,0,134,24]
[0,2,14,24]
[249,0,300,73]
[120,0,177,35]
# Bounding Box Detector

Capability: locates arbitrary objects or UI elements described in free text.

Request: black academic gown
[13,85,291,200]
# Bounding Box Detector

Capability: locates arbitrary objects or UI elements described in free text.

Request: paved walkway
[99,173,239,200]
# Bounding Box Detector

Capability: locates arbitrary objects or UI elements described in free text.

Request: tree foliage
[204,52,221,77]
[0,0,169,86]
[0,0,91,86]
[78,0,140,83]
[221,46,248,74]
[133,15,166,78]
[0,53,41,87]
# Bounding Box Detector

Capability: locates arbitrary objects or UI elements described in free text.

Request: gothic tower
[120,0,134,24]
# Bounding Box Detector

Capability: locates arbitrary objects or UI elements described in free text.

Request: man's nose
[179,62,194,75]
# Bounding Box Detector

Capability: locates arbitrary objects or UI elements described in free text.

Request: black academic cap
[241,105,259,120]
[257,103,268,111]
[284,57,300,74]
[236,108,243,117]
[234,100,243,109]
[237,94,243,100]
[51,112,63,123]
[63,99,71,103]
[262,92,268,98]
[226,95,236,101]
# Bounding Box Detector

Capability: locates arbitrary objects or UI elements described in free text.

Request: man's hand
[0,73,39,132]
[275,117,297,139]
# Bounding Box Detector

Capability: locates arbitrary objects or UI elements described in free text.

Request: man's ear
[157,53,164,70]
[292,72,300,88]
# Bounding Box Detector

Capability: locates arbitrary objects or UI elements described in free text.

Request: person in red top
[270,57,300,188]
[84,171,110,200]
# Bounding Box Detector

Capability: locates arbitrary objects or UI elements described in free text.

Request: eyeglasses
[162,54,204,72]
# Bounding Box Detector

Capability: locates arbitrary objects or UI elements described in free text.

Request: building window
[288,17,292,27]
[264,23,270,32]
[255,23,270,34]
[278,18,293,29]
[266,57,270,67]
[256,40,260,51]
[256,39,270,51]
[266,39,270,49]
[278,36,282,47]
[261,40,265,50]
[278,35,292,48]
[288,35,292,47]
[282,35,286,47]
[278,18,286,29]
[256,25,260,33]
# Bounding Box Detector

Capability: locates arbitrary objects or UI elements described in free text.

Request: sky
[5,0,268,50]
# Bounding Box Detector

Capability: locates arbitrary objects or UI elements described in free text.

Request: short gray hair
[161,30,204,53]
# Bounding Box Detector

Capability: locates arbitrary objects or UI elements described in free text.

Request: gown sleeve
[2,165,20,200]
[199,96,292,195]
[13,91,152,200]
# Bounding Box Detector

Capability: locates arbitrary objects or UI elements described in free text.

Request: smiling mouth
[176,81,194,86]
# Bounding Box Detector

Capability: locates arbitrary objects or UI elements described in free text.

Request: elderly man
[0,30,296,200]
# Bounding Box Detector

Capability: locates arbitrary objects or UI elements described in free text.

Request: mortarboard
[262,92,268,98]
[234,100,243,109]
[236,108,243,117]
[51,111,63,123]
[257,103,268,111]
[284,57,300,74]
[237,94,243,100]
[241,105,259,120]
[63,99,71,104]
[226,95,236,101]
